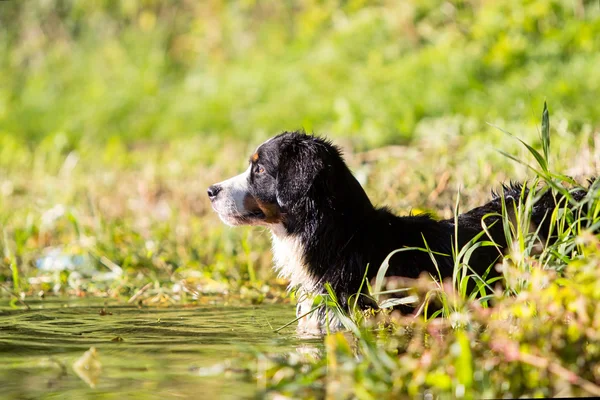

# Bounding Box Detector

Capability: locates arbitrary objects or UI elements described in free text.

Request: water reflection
[0,298,321,399]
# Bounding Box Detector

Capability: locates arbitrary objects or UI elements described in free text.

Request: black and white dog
[208,131,589,333]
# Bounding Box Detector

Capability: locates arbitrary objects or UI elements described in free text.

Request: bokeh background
[2,0,600,146]
[1,0,600,294]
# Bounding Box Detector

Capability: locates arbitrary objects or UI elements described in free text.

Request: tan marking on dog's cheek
[256,200,282,223]
[243,193,260,212]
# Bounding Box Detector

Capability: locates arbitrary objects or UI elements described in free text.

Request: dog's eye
[256,165,265,174]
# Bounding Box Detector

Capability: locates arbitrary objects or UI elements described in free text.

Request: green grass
[0,133,285,303]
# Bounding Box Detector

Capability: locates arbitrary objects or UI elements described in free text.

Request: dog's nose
[207,185,222,200]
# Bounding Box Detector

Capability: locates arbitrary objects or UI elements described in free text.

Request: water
[0,298,309,399]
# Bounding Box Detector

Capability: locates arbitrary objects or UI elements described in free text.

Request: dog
[208,131,592,334]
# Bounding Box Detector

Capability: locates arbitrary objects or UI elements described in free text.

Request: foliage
[265,246,600,398]
[1,1,600,147]
[0,133,286,304]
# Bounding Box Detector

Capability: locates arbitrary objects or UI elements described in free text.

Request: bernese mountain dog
[208,131,591,334]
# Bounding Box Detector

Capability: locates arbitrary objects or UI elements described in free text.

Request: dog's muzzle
[208,168,260,226]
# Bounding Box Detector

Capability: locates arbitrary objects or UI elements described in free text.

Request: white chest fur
[270,223,317,291]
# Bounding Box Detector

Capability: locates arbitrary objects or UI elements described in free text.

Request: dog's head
[208,131,344,227]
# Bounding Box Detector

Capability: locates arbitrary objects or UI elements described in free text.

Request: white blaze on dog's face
[208,166,255,226]
[207,138,284,227]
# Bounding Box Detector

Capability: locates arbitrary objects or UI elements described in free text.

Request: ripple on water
[0,298,315,399]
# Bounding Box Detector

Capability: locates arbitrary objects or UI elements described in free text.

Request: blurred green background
[1,0,600,296]
[1,0,599,148]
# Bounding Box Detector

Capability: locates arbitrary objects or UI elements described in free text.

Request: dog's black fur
[208,131,593,316]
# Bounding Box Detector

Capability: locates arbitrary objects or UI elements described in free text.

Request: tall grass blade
[541,101,550,166]
[373,247,430,301]
[490,123,548,172]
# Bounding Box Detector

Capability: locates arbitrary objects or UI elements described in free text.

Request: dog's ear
[275,139,325,209]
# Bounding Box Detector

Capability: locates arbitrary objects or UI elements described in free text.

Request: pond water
[0,298,310,399]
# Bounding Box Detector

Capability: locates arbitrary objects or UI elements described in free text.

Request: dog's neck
[269,203,374,296]
[269,165,376,297]
[269,222,319,292]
